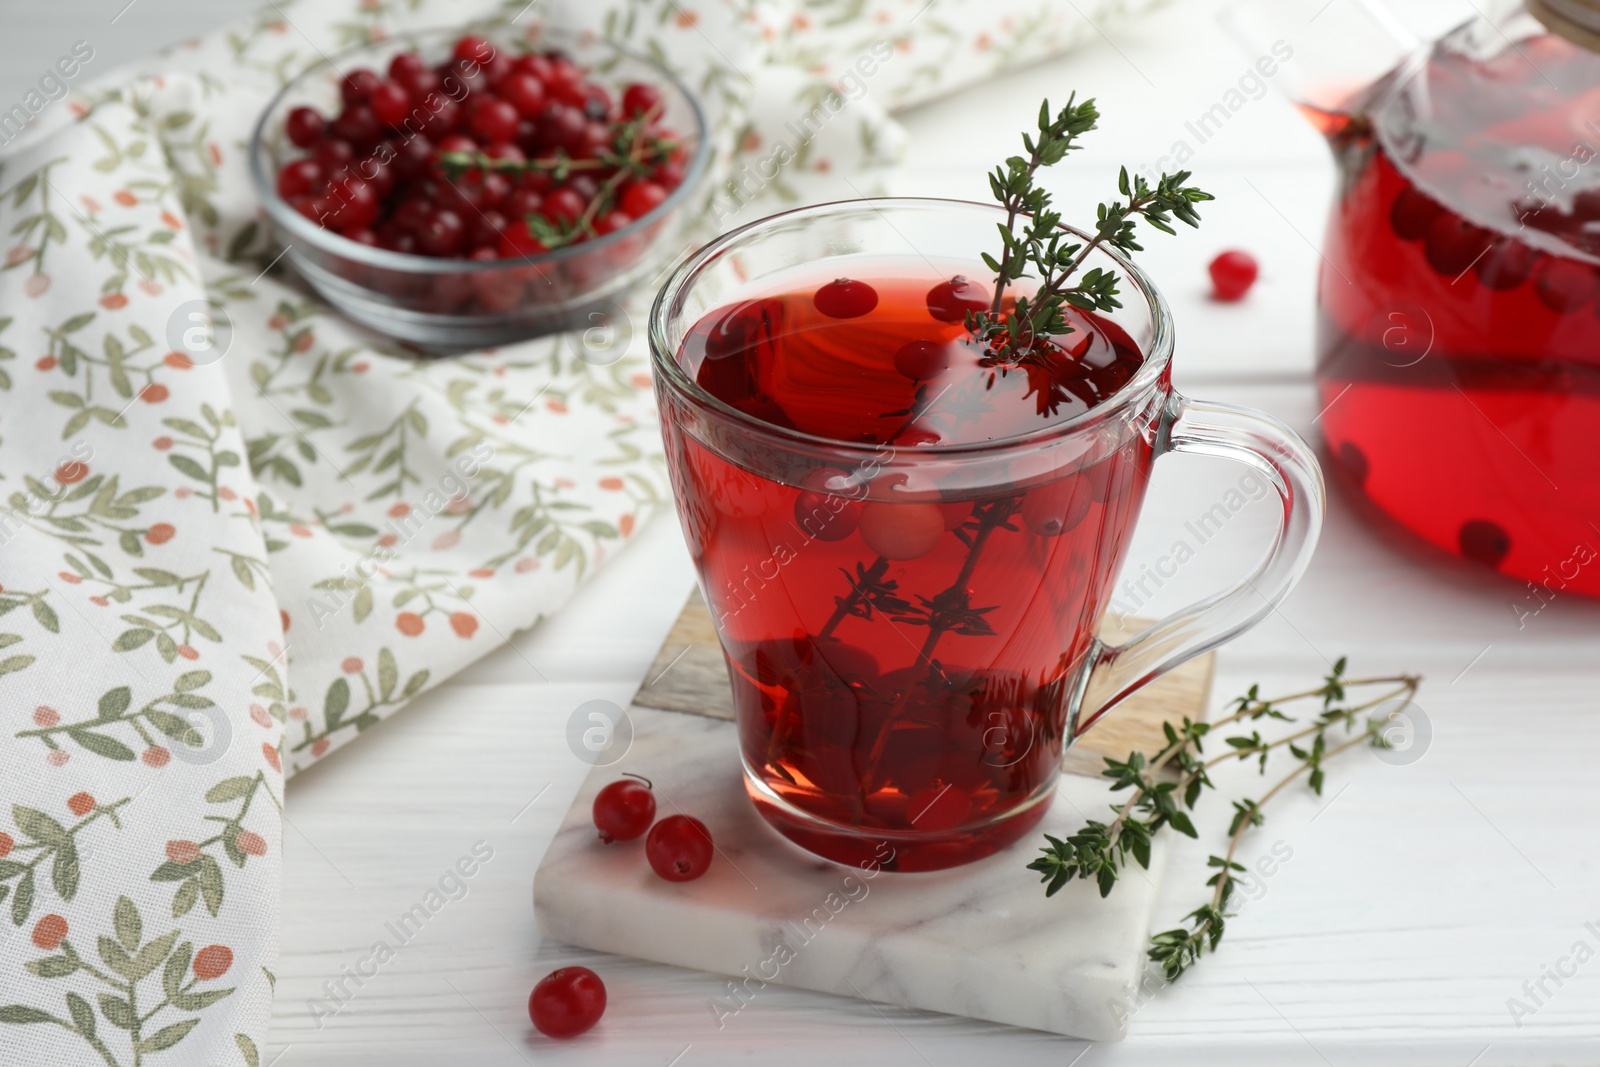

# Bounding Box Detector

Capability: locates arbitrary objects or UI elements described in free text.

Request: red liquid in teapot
[1317,29,1600,597]
[659,267,1155,869]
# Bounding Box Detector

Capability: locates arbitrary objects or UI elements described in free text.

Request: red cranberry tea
[661,263,1156,869]
[1316,29,1600,594]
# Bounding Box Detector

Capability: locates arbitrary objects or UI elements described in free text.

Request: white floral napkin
[0,0,1162,1061]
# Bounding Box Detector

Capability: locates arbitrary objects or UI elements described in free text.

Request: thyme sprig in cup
[967,96,1212,367]
[648,95,1325,871]
[1030,660,1423,980]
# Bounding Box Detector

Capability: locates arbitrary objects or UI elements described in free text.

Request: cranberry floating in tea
[1226,0,1600,595]
[651,99,1325,871]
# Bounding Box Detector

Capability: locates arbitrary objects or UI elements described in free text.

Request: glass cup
[649,199,1324,871]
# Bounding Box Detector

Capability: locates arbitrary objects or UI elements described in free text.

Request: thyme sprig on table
[969,95,1213,364]
[1027,659,1423,981]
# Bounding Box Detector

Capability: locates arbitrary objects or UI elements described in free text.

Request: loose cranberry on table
[529,966,606,1039]
[1208,250,1259,301]
[592,774,656,843]
[645,814,713,881]
[272,35,684,260]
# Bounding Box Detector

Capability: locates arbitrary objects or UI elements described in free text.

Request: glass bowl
[247,23,709,352]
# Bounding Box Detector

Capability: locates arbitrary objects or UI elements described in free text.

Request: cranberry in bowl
[247,25,708,352]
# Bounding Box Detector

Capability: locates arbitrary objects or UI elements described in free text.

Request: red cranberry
[621,82,662,118]
[566,174,599,203]
[378,228,417,254]
[893,339,950,381]
[471,98,520,144]
[285,106,325,148]
[592,776,656,842]
[576,121,612,159]
[653,161,685,190]
[858,501,944,560]
[545,58,585,100]
[518,168,554,195]
[646,814,713,881]
[514,53,553,82]
[540,187,585,225]
[452,35,494,64]
[369,81,412,127]
[813,278,878,319]
[479,52,514,88]
[388,51,427,85]
[331,105,381,148]
[534,105,587,153]
[346,228,379,247]
[391,197,432,232]
[619,181,666,220]
[794,470,862,542]
[416,209,466,256]
[435,133,478,159]
[444,57,488,97]
[1390,187,1443,241]
[498,219,549,258]
[482,143,524,167]
[529,967,606,1039]
[325,176,379,232]
[276,158,323,200]
[505,188,543,219]
[500,72,547,118]
[1020,476,1093,536]
[312,138,355,169]
[1208,250,1259,301]
[1458,518,1511,568]
[594,210,632,236]
[480,172,513,208]
[340,67,381,106]
[405,69,442,101]
[363,154,396,198]
[418,100,458,138]
[1475,238,1536,291]
[471,210,508,247]
[1424,214,1491,277]
[391,135,433,179]
[1534,258,1597,312]
[925,275,988,322]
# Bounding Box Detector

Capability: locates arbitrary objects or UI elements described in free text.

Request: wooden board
[634,589,1215,777]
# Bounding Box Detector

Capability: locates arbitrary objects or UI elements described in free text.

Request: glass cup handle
[1072,394,1325,739]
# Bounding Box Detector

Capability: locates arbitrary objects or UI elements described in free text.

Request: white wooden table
[16,1,1600,1063]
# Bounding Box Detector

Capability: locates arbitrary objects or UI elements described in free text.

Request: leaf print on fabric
[158,404,244,512]
[15,675,222,764]
[1,895,236,1065]
[151,771,282,918]
[9,466,168,570]
[0,797,128,928]
[290,646,430,759]
[1,158,70,293]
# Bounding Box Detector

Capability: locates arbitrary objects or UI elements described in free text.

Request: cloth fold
[0,0,1158,1060]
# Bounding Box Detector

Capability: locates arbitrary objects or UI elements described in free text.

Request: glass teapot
[1226,0,1600,599]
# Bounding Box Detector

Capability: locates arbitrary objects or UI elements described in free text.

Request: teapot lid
[1529,0,1600,50]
